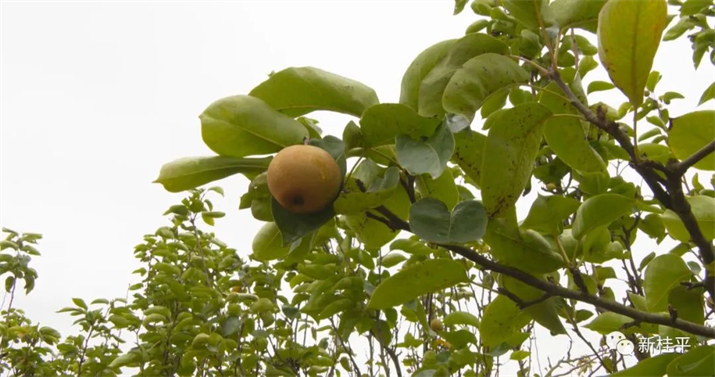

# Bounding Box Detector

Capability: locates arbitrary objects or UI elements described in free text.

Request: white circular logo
[616,339,635,355]
[606,331,626,349]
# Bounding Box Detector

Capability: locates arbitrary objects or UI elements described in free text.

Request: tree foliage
[3,0,715,376]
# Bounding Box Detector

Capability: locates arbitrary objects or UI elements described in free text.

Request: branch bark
[549,69,715,300]
[366,207,715,338]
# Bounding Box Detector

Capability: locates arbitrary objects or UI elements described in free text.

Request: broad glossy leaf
[550,0,607,32]
[251,222,309,261]
[584,312,657,334]
[587,81,616,94]
[346,185,411,249]
[155,156,271,192]
[667,345,715,377]
[334,166,401,215]
[597,0,668,106]
[698,82,715,105]
[440,329,477,348]
[249,66,379,117]
[415,169,459,211]
[644,254,693,312]
[539,82,606,173]
[525,297,567,335]
[521,195,581,234]
[418,34,509,118]
[480,295,532,347]
[443,311,480,328]
[443,53,530,119]
[272,198,333,245]
[251,222,286,261]
[360,103,440,148]
[367,259,468,309]
[451,129,487,188]
[390,238,433,256]
[200,95,308,158]
[400,39,456,112]
[661,195,715,243]
[669,110,715,170]
[381,252,407,268]
[668,285,704,325]
[572,194,635,239]
[481,103,552,218]
[409,198,487,244]
[610,354,678,377]
[503,0,552,31]
[484,219,565,273]
[396,123,454,179]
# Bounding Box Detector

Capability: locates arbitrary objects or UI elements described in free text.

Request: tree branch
[364,207,715,338]
[675,140,715,176]
[548,68,715,299]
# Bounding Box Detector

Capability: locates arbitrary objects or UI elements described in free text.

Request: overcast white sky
[1,1,714,375]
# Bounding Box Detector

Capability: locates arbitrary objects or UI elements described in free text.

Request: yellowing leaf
[597,0,667,106]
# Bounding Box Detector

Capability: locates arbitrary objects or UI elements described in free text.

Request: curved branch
[366,207,715,338]
[675,140,715,176]
[548,69,715,300]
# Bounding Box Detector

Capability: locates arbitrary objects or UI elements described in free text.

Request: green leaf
[367,259,468,309]
[539,83,606,174]
[381,252,407,268]
[252,222,302,261]
[109,352,141,368]
[668,285,704,325]
[346,185,411,249]
[644,254,693,312]
[584,312,656,334]
[669,110,715,170]
[442,53,530,119]
[409,198,488,244]
[360,103,440,148]
[480,295,532,347]
[661,195,715,242]
[440,329,477,348]
[400,40,456,112]
[396,123,455,179]
[72,298,88,310]
[610,353,679,377]
[667,345,715,377]
[597,0,668,106]
[481,103,552,218]
[443,311,480,328]
[525,297,567,335]
[272,197,333,245]
[334,166,401,215]
[453,0,468,15]
[484,220,565,273]
[572,194,635,239]
[503,0,552,31]
[521,195,580,234]
[550,0,607,32]
[510,350,530,361]
[200,95,308,158]
[419,34,509,118]
[155,156,271,193]
[390,238,434,256]
[587,80,616,94]
[680,0,713,15]
[451,129,487,188]
[415,169,459,211]
[698,82,715,105]
[248,66,378,117]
